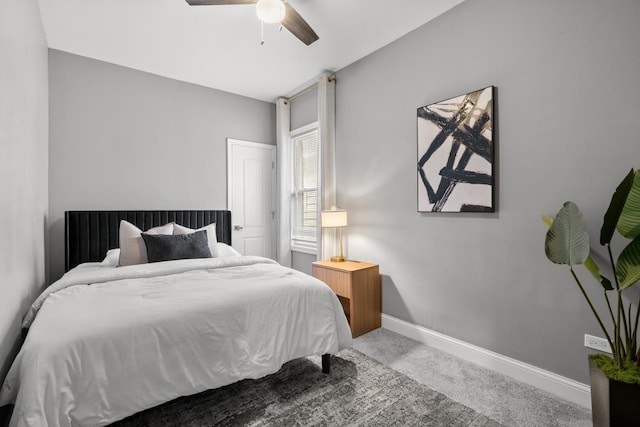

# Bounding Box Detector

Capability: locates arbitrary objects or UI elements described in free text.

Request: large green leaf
[600,169,635,245]
[617,170,640,240]
[617,236,640,289]
[545,201,590,265]
[542,215,612,289]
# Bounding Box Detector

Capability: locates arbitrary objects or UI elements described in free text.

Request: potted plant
[543,169,640,427]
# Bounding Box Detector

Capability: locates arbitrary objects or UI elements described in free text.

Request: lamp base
[330,255,345,262]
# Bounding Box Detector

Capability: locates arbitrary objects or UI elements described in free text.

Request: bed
[0,210,352,427]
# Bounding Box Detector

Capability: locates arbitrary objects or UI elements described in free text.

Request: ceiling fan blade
[185,0,255,5]
[281,2,319,46]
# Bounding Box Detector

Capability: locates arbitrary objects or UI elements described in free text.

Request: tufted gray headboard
[65,210,232,271]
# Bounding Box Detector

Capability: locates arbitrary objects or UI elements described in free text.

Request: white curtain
[276,98,292,267]
[317,73,337,261]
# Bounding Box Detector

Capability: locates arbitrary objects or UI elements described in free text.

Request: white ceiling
[38,0,465,102]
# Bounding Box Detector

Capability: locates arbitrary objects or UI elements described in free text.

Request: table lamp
[321,207,348,262]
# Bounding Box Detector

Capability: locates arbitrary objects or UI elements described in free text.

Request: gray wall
[291,251,315,275]
[290,89,318,130]
[49,51,276,281]
[0,0,48,383]
[335,0,640,383]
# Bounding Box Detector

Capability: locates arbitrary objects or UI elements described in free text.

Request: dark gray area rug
[112,348,502,426]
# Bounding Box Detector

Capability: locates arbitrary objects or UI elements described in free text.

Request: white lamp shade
[321,210,348,228]
[256,0,285,23]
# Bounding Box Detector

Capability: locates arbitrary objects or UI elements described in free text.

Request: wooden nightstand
[312,260,381,337]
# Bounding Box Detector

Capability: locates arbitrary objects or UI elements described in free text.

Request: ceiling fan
[185,0,319,46]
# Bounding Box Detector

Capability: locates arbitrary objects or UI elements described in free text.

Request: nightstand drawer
[312,265,351,298]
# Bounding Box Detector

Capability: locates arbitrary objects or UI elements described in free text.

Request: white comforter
[0,256,352,427]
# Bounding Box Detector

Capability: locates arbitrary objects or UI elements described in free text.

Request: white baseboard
[381,314,591,408]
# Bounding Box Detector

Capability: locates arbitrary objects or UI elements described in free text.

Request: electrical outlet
[584,334,612,353]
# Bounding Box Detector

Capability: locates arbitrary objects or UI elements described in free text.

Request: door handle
[234,225,244,231]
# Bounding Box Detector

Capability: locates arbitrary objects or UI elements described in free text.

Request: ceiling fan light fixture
[256,0,285,24]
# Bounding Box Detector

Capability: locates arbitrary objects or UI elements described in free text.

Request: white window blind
[291,126,319,252]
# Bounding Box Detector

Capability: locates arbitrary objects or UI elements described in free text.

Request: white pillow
[217,242,241,257]
[174,223,220,257]
[119,221,174,266]
[101,248,121,267]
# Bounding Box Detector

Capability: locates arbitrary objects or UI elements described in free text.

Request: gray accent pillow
[141,229,212,263]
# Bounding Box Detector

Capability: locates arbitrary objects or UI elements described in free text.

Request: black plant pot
[589,358,640,427]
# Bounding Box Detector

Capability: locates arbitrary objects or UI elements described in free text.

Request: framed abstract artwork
[417,86,494,213]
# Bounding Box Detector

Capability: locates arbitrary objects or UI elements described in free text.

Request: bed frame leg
[322,354,330,374]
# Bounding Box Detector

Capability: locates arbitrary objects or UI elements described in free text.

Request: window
[291,124,319,253]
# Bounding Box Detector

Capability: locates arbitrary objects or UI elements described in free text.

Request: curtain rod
[284,75,335,104]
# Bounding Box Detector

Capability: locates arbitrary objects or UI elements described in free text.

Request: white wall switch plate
[584,334,612,354]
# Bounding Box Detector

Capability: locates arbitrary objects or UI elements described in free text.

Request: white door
[227,138,276,258]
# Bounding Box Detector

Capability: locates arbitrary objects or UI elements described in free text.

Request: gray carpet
[112,348,502,426]
[352,329,592,427]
